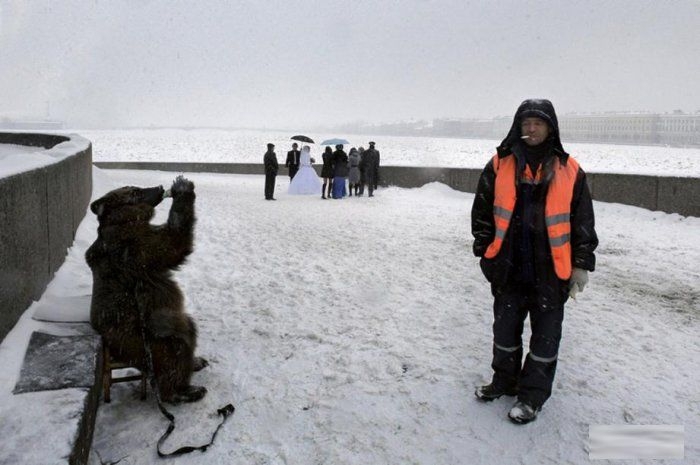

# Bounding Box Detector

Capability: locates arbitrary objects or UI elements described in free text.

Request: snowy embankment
[1,165,697,464]
[76,169,697,464]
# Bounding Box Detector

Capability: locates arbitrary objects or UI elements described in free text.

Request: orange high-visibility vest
[483,153,579,280]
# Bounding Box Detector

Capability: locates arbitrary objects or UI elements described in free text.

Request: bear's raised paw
[170,175,195,196]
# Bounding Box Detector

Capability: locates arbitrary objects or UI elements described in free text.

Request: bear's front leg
[145,176,197,268]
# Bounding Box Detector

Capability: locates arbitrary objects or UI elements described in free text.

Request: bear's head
[90,184,165,225]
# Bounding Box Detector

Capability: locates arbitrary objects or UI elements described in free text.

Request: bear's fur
[86,176,206,403]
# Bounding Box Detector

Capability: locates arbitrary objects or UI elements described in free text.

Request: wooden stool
[102,345,148,403]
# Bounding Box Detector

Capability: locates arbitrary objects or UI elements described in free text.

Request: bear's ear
[90,199,105,217]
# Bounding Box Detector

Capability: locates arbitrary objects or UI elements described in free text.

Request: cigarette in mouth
[521,135,530,139]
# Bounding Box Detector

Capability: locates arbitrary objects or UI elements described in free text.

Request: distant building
[431,113,700,147]
[432,117,510,140]
[559,113,700,146]
[655,113,700,146]
[559,114,660,144]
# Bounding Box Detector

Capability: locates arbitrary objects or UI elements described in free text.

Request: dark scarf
[524,140,549,175]
[512,140,555,284]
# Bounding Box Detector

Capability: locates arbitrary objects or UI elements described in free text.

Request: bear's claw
[170,175,195,196]
[193,356,209,372]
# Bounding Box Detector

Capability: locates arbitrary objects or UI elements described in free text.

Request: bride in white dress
[288,145,322,195]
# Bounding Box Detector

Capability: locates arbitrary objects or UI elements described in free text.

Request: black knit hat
[267,143,274,149]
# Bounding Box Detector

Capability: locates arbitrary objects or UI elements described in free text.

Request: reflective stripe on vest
[483,153,579,280]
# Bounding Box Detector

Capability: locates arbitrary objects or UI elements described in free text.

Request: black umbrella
[291,135,314,144]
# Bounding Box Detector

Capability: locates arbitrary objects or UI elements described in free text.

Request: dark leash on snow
[154,401,234,457]
[135,283,235,458]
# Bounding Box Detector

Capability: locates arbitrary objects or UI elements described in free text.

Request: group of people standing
[263,141,380,200]
[320,142,380,199]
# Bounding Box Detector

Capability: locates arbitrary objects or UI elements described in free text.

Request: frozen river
[77,128,700,177]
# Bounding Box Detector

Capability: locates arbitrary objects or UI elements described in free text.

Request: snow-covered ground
[76,128,700,177]
[3,166,696,464]
[1,129,698,463]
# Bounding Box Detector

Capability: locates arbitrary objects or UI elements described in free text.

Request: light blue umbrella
[320,138,350,146]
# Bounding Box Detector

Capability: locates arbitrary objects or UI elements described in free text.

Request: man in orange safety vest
[471,99,598,424]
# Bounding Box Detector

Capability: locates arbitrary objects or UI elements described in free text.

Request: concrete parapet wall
[656,176,700,217]
[586,173,659,211]
[94,160,262,175]
[0,133,92,341]
[94,162,699,217]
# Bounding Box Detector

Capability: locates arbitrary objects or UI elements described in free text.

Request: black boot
[508,400,540,424]
[475,382,518,402]
[322,182,326,199]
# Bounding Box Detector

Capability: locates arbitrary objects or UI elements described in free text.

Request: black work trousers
[490,282,565,408]
[265,173,276,199]
[365,171,376,196]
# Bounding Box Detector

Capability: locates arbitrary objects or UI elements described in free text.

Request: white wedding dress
[288,147,322,195]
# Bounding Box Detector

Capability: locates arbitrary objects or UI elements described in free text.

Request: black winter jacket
[471,99,598,294]
[333,149,349,177]
[471,145,598,290]
[264,150,278,175]
[321,151,334,178]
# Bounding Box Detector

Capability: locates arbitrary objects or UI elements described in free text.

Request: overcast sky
[1,0,699,129]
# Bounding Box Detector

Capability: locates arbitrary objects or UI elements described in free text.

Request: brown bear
[86,175,207,403]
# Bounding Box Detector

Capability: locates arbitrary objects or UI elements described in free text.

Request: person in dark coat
[471,99,598,424]
[357,146,366,196]
[370,141,380,190]
[362,142,380,197]
[321,146,334,199]
[331,144,349,199]
[263,143,279,200]
[285,143,301,180]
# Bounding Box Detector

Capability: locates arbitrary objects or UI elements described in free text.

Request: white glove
[568,267,588,300]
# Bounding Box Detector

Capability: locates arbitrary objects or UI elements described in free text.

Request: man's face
[520,117,550,146]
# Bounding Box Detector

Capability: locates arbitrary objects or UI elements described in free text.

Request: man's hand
[568,267,589,300]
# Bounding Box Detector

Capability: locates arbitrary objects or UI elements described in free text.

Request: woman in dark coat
[321,146,334,199]
[332,144,349,199]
